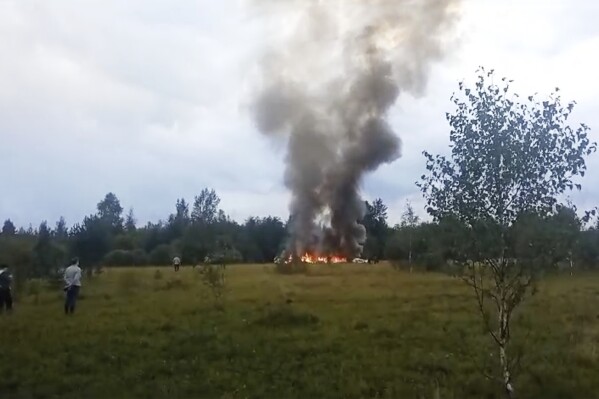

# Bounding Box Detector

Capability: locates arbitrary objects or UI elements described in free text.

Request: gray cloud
[0,0,597,230]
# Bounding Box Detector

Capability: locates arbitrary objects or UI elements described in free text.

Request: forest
[1,186,598,283]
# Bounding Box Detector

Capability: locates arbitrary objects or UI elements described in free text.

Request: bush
[199,263,227,309]
[420,251,445,272]
[149,244,172,266]
[104,250,133,266]
[131,249,149,266]
[113,234,137,251]
[104,249,149,267]
[205,248,243,265]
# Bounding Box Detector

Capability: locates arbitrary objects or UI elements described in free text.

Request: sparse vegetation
[198,263,227,309]
[254,304,320,328]
[153,269,163,280]
[1,264,598,399]
[275,260,308,274]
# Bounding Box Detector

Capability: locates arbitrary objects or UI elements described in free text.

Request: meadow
[1,263,598,399]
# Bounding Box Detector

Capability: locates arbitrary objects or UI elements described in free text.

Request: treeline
[0,190,390,277]
[1,189,598,281]
[386,204,599,273]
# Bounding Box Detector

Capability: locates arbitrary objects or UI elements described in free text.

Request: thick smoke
[251,0,460,260]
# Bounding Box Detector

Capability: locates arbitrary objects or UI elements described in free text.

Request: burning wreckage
[273,253,371,265]
[251,0,459,265]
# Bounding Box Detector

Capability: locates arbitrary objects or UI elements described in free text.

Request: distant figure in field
[173,256,181,272]
[63,258,82,315]
[0,264,13,314]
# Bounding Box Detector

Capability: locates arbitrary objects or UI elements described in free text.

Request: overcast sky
[1,0,598,229]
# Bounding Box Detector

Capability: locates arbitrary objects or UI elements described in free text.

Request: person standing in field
[173,256,181,272]
[0,264,13,314]
[63,258,82,315]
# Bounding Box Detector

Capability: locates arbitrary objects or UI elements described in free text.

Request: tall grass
[0,264,597,399]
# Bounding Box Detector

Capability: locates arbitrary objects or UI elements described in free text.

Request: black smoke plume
[250,0,460,260]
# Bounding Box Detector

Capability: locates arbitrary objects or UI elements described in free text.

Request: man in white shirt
[63,258,82,315]
[173,256,181,272]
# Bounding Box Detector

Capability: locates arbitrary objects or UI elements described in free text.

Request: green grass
[1,263,598,398]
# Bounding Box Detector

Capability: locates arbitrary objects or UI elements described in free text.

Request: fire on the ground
[273,253,368,264]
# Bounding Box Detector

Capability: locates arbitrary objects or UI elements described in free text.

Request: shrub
[104,249,149,267]
[131,249,149,266]
[149,244,171,266]
[416,251,444,272]
[198,263,227,309]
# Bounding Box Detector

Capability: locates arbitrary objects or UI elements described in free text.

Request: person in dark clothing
[0,264,13,314]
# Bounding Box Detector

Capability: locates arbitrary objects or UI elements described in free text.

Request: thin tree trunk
[497,240,514,399]
[498,300,514,398]
[408,235,413,273]
[569,251,573,276]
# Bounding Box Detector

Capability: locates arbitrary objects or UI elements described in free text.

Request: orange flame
[286,253,347,264]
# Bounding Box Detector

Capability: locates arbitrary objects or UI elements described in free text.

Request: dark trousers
[174,264,180,271]
[0,288,12,313]
[64,285,80,314]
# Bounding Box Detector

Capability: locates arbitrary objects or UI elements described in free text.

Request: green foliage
[386,222,446,271]
[206,246,243,266]
[576,228,599,268]
[54,217,69,240]
[2,219,16,236]
[166,199,190,240]
[103,249,149,267]
[149,244,172,266]
[420,69,595,270]
[0,236,34,298]
[191,188,221,224]
[198,263,227,309]
[113,234,137,251]
[420,69,596,225]
[179,225,210,265]
[418,67,597,396]
[97,192,124,234]
[32,221,67,278]
[70,215,111,268]
[361,198,389,259]
[124,208,137,233]
[241,216,286,262]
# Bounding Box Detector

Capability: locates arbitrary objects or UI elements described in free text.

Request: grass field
[1,263,598,399]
